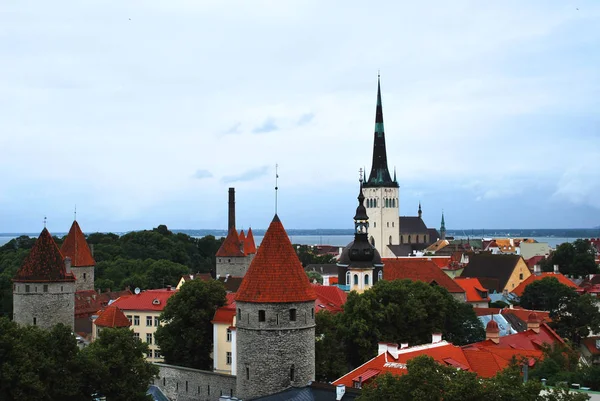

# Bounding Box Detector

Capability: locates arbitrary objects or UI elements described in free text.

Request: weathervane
[74,205,77,221]
[43,216,47,228]
[275,164,279,214]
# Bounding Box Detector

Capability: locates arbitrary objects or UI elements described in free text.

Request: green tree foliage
[295,245,336,267]
[315,311,347,382]
[155,279,227,370]
[542,240,598,277]
[520,277,577,312]
[307,271,324,284]
[357,355,590,401]
[0,317,157,401]
[335,280,484,369]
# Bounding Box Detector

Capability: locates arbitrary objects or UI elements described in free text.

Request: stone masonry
[236,300,316,400]
[155,363,237,401]
[216,255,253,278]
[71,265,95,292]
[12,281,75,330]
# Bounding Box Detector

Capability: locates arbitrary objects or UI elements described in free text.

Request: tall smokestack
[228,188,236,230]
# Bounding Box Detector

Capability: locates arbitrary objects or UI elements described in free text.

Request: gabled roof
[216,226,245,257]
[111,289,177,312]
[467,322,564,350]
[425,239,450,253]
[455,277,490,302]
[312,284,347,313]
[512,273,579,296]
[402,256,451,269]
[399,216,429,234]
[245,227,257,254]
[305,264,340,276]
[14,228,75,283]
[212,293,237,325]
[94,305,131,328]
[217,275,244,292]
[525,255,546,269]
[382,258,465,293]
[75,289,132,318]
[461,254,523,292]
[236,215,317,303]
[60,220,96,267]
[428,228,441,243]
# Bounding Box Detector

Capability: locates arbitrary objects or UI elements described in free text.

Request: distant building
[91,304,131,341]
[60,220,96,292]
[461,254,531,294]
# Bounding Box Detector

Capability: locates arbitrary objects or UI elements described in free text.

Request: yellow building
[110,288,177,362]
[211,293,238,375]
[460,254,531,294]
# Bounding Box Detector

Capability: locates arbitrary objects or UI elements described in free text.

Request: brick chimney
[486,319,500,344]
[527,312,540,333]
[534,264,541,276]
[228,188,236,230]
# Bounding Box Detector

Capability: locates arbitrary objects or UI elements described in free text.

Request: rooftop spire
[440,211,446,240]
[365,74,397,188]
[418,202,422,218]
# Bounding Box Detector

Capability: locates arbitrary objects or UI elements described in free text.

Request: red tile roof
[382,259,465,294]
[525,255,546,270]
[13,228,75,283]
[454,277,490,303]
[94,305,131,328]
[468,322,563,350]
[111,289,177,311]
[512,273,579,297]
[582,337,600,356]
[212,293,237,325]
[245,227,257,254]
[239,230,247,254]
[60,220,96,267]
[236,215,317,303]
[312,284,347,313]
[402,257,451,269]
[216,226,245,257]
[75,289,132,318]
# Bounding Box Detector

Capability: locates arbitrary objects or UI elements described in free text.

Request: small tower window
[258,310,266,322]
[311,308,314,319]
[373,222,376,228]
[290,309,297,321]
[33,317,37,325]
[365,274,370,285]
[387,222,389,228]
[346,271,351,285]
[83,273,87,280]
[238,308,241,319]
[25,285,30,293]
[43,285,48,292]
[408,235,411,243]
[290,364,295,382]
[378,270,383,281]
[354,274,359,285]
[246,367,250,380]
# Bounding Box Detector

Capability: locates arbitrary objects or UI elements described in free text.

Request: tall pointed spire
[365,74,397,188]
[440,211,446,240]
[418,202,422,218]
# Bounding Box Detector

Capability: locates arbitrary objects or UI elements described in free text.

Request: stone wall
[13,281,75,330]
[72,265,95,292]
[216,255,252,278]
[154,363,237,401]
[236,300,315,400]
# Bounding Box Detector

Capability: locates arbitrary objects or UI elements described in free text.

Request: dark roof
[428,228,441,243]
[216,276,243,292]
[383,258,465,293]
[305,264,340,276]
[387,244,414,257]
[399,216,429,234]
[461,254,523,292]
[250,382,360,401]
[338,239,382,269]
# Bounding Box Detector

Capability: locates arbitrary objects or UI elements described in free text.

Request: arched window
[364,274,369,285]
[378,270,383,281]
[373,222,376,228]
[346,271,351,285]
[389,235,392,245]
[374,199,377,208]
[400,236,404,244]
[354,274,359,285]
[408,235,411,243]
[370,236,375,246]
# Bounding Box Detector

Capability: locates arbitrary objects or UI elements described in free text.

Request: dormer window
[152,299,161,305]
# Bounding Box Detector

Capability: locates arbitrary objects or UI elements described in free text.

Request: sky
[1,0,600,233]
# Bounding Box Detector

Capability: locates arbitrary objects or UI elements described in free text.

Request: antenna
[74,205,77,221]
[359,167,363,183]
[275,163,279,214]
[43,216,47,228]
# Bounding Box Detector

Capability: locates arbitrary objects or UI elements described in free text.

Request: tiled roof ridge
[236,215,317,303]
[216,226,245,257]
[245,227,257,254]
[14,228,75,282]
[60,220,96,267]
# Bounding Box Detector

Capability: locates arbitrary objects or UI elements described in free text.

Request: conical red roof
[60,220,96,267]
[14,228,75,282]
[216,226,245,257]
[245,227,257,254]
[95,305,131,328]
[239,230,247,255]
[236,215,316,303]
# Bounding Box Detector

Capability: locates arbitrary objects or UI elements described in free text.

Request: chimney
[336,384,346,401]
[65,257,72,274]
[534,264,541,276]
[228,188,236,230]
[377,343,388,355]
[400,343,409,349]
[486,319,500,344]
[387,343,398,357]
[527,312,540,333]
[553,264,559,274]
[431,333,442,344]
[167,285,172,291]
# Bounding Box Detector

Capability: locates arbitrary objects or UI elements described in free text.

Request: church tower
[235,215,317,400]
[440,212,446,240]
[362,75,399,257]
[338,180,384,293]
[12,228,76,330]
[60,220,96,292]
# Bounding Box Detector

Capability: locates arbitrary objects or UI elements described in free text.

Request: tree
[145,259,190,289]
[542,240,598,277]
[551,294,600,344]
[307,271,323,284]
[520,277,577,312]
[315,311,347,382]
[82,327,158,401]
[155,279,227,369]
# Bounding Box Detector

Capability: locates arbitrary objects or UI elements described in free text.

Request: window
[134,332,140,340]
[387,222,389,228]
[228,259,231,263]
[246,367,250,380]
[354,274,359,285]
[83,273,87,280]
[33,317,37,325]
[25,285,30,293]
[61,286,63,291]
[147,316,152,326]
[226,329,232,342]
[35,286,37,293]
[226,352,232,365]
[186,381,188,392]
[408,235,411,243]
[346,271,351,285]
[389,235,392,245]
[258,310,265,322]
[43,285,48,293]
[392,222,394,227]
[378,270,383,280]
[207,385,210,395]
[146,333,152,344]
[311,308,314,319]
[97,327,101,337]
[154,316,160,326]
[238,308,241,319]
[127,315,133,324]
[163,378,166,386]
[290,364,295,382]
[519,273,523,280]
[289,309,297,321]
[365,274,370,285]
[155,350,162,359]
[373,222,376,228]
[134,315,140,325]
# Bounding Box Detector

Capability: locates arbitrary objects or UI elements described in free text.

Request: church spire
[365,74,397,188]
[440,211,446,240]
[418,201,422,218]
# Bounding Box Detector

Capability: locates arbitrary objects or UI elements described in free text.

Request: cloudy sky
[1,0,599,233]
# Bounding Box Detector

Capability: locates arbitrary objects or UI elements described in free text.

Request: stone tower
[362,75,399,257]
[338,180,384,293]
[60,220,96,292]
[235,215,317,400]
[12,228,76,330]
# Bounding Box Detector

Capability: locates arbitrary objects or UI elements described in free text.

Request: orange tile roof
[216,226,245,257]
[312,284,347,313]
[512,273,579,296]
[212,293,237,325]
[236,215,317,303]
[60,220,96,267]
[245,227,257,254]
[94,305,131,328]
[75,289,132,318]
[382,259,465,293]
[454,277,490,303]
[468,323,563,350]
[239,230,246,254]
[402,257,451,269]
[582,337,600,356]
[13,228,75,283]
[111,289,177,312]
